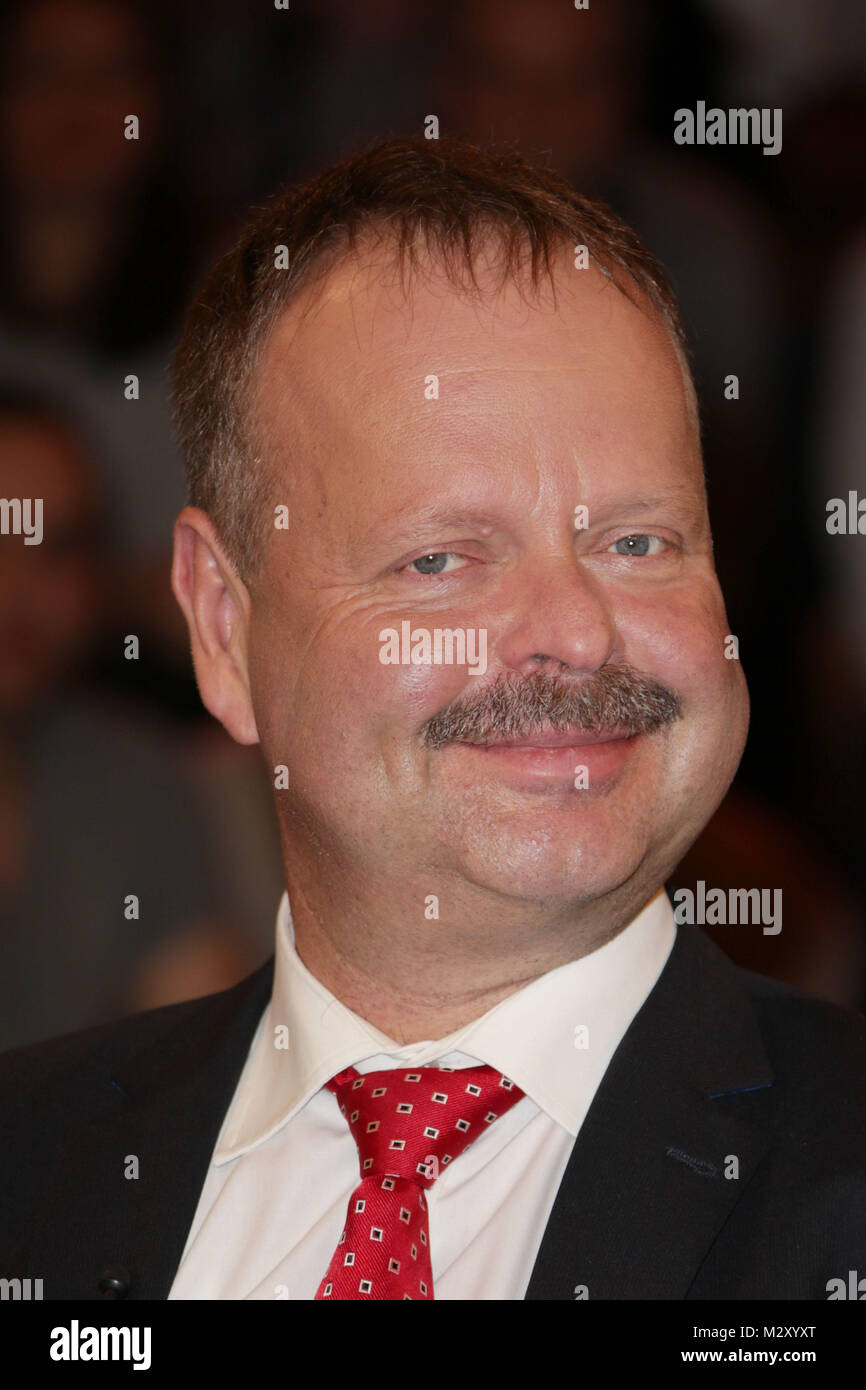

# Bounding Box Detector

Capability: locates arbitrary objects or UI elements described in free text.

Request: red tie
[314,1062,525,1300]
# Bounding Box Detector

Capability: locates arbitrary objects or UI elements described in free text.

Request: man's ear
[171,507,260,746]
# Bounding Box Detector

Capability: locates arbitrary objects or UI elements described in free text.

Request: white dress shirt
[169,888,676,1300]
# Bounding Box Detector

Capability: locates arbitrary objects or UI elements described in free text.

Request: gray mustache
[420,666,682,749]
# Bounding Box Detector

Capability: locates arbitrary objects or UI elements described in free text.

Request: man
[1,136,864,1301]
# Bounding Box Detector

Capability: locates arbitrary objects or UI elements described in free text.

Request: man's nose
[492,552,619,679]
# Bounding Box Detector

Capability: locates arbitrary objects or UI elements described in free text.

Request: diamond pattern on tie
[315,1063,525,1300]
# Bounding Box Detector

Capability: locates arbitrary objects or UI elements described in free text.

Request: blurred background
[0,0,864,1050]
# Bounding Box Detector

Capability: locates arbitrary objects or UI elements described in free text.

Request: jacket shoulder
[0,959,273,1132]
[742,964,866,1062]
[737,963,866,1150]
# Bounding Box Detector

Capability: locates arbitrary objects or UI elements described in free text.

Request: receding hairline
[243,223,702,515]
[171,136,705,583]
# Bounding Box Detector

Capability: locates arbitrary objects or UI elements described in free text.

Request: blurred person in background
[0,0,214,720]
[289,0,439,174]
[0,386,261,1051]
[798,230,866,918]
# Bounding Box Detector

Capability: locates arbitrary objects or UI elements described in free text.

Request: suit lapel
[21,957,274,1299]
[24,924,775,1300]
[525,926,776,1299]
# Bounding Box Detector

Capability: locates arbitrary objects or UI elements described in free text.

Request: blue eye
[407,552,463,575]
[609,534,664,557]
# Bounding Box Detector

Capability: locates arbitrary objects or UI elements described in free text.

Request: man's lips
[448,726,643,786]
[463,727,634,749]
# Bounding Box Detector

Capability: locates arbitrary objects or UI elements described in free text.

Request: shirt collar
[215,887,676,1159]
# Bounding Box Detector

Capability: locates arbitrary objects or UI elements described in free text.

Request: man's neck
[281,859,660,1043]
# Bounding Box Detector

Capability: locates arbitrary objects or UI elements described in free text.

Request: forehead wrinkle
[263,239,687,410]
[253,242,701,545]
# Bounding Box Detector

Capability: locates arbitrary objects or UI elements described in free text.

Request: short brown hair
[171,135,695,581]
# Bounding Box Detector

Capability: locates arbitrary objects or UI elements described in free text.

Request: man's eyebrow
[376,491,706,545]
[377,507,505,547]
[592,492,708,525]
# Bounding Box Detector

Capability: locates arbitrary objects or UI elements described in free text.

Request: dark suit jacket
[1,922,865,1300]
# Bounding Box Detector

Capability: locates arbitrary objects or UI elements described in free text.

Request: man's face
[240,244,749,909]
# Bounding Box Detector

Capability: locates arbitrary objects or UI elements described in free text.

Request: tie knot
[326,1063,524,1187]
